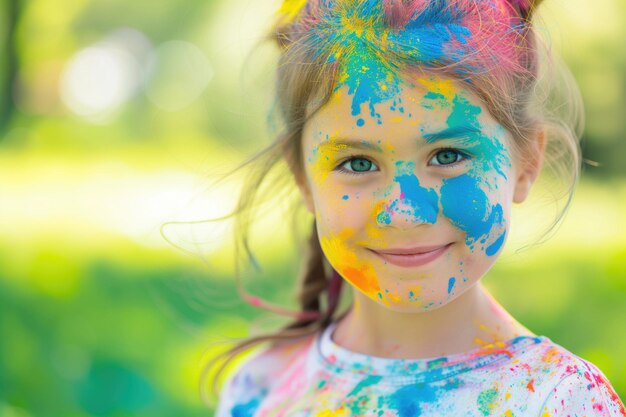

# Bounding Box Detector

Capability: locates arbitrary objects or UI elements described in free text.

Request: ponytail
[202,219,345,402]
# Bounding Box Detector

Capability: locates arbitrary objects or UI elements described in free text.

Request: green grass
[1,146,624,415]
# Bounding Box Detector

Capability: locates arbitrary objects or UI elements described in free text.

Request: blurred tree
[0,0,23,139]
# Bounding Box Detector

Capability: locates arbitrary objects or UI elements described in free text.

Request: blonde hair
[201,0,583,403]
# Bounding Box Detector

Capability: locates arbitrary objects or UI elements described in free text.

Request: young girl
[210,0,626,415]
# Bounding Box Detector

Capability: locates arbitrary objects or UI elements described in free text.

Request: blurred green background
[1,0,625,415]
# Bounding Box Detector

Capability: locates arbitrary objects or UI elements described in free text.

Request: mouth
[367,243,453,268]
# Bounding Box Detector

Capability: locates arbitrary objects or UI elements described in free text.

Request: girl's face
[299,76,537,312]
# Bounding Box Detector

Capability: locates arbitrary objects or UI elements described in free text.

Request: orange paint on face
[342,265,381,300]
[320,228,383,303]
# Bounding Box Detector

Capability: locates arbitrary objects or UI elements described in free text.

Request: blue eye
[430,149,467,166]
[338,157,378,174]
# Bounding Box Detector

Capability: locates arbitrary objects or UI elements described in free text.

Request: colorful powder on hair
[281,0,529,125]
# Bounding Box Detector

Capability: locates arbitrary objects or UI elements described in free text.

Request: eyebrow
[422,125,481,143]
[314,139,384,153]
[314,125,481,153]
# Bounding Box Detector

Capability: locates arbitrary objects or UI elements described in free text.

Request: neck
[332,282,533,359]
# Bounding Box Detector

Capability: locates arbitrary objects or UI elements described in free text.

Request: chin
[355,274,476,314]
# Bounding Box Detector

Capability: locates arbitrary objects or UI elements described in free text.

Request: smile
[367,243,453,268]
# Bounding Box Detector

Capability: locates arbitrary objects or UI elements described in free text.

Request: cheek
[312,186,372,233]
[316,215,384,303]
[440,173,508,254]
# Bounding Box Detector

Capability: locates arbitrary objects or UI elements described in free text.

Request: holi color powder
[280,0,530,125]
[376,161,439,226]
[444,95,511,180]
[485,231,506,256]
[220,323,626,417]
[440,174,504,252]
[448,277,456,294]
[477,388,499,416]
[319,228,383,303]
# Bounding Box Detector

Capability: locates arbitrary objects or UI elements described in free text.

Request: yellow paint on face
[356,201,386,244]
[319,228,383,303]
[309,137,347,185]
[415,77,456,102]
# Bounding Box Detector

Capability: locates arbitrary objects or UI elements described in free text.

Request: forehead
[303,76,506,148]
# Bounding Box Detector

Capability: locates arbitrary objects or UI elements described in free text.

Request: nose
[375,171,439,228]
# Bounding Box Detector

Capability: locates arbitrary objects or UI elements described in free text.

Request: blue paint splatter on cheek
[440,174,504,253]
[342,194,350,200]
[448,277,456,294]
[485,230,506,256]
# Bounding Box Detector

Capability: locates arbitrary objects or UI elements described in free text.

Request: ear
[513,129,545,204]
[284,148,315,214]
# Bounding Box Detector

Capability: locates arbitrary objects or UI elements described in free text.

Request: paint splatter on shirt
[215,323,625,417]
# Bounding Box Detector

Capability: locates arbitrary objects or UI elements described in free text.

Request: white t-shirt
[215,322,625,417]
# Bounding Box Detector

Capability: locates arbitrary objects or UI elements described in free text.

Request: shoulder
[214,331,318,417]
[539,360,625,417]
[522,338,626,417]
